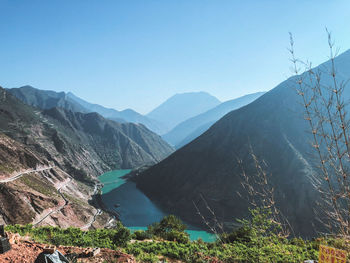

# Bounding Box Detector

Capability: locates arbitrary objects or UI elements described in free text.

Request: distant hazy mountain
[163,92,265,148]
[147,92,221,133]
[67,92,167,134]
[135,50,350,237]
[8,86,166,134]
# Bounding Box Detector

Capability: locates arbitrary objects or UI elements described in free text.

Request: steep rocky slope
[0,87,173,226]
[135,50,350,237]
[1,87,173,173]
[0,132,100,228]
[42,107,174,169]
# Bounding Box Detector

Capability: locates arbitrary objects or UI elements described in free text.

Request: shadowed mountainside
[135,49,350,237]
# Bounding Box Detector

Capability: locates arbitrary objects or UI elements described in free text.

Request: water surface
[99,169,216,242]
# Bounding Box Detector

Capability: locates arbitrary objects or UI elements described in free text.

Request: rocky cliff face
[0,87,173,178]
[42,108,174,169]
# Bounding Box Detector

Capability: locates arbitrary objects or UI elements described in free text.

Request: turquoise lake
[99,169,216,242]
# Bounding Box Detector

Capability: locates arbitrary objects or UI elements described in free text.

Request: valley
[0,85,231,238]
[2,50,350,260]
[2,2,349,262]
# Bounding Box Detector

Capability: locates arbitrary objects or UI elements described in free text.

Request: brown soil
[0,233,136,263]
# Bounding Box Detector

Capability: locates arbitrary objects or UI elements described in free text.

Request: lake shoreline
[98,169,217,242]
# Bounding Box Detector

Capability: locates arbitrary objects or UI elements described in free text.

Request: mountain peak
[173,91,216,97]
[147,92,221,133]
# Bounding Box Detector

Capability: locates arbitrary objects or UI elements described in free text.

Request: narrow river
[99,169,216,242]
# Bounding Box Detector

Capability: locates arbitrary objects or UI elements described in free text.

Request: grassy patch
[62,192,87,207]
[5,223,130,248]
[19,174,58,198]
[0,164,15,174]
[123,237,320,263]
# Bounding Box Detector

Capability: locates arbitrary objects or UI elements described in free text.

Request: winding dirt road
[0,166,54,183]
[81,183,102,230]
[2,164,104,229]
[33,178,71,226]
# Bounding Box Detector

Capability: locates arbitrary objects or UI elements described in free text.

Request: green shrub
[147,215,189,242]
[166,230,190,243]
[136,252,159,263]
[221,207,283,245]
[220,225,253,243]
[148,215,186,234]
[133,230,152,240]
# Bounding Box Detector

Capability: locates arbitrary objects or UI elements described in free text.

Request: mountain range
[66,91,167,134]
[162,92,265,148]
[135,50,350,237]
[0,86,173,226]
[8,86,166,134]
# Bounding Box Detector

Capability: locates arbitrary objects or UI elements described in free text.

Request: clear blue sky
[0,0,349,114]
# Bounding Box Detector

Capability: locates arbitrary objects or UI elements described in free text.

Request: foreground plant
[291,30,350,237]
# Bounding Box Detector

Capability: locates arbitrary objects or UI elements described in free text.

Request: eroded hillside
[0,87,173,227]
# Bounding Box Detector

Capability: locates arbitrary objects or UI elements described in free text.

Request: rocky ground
[0,132,114,229]
[0,233,136,263]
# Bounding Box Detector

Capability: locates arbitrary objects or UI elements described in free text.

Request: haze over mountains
[162,92,265,148]
[135,49,350,237]
[9,87,231,139]
[66,92,168,135]
[147,92,221,133]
